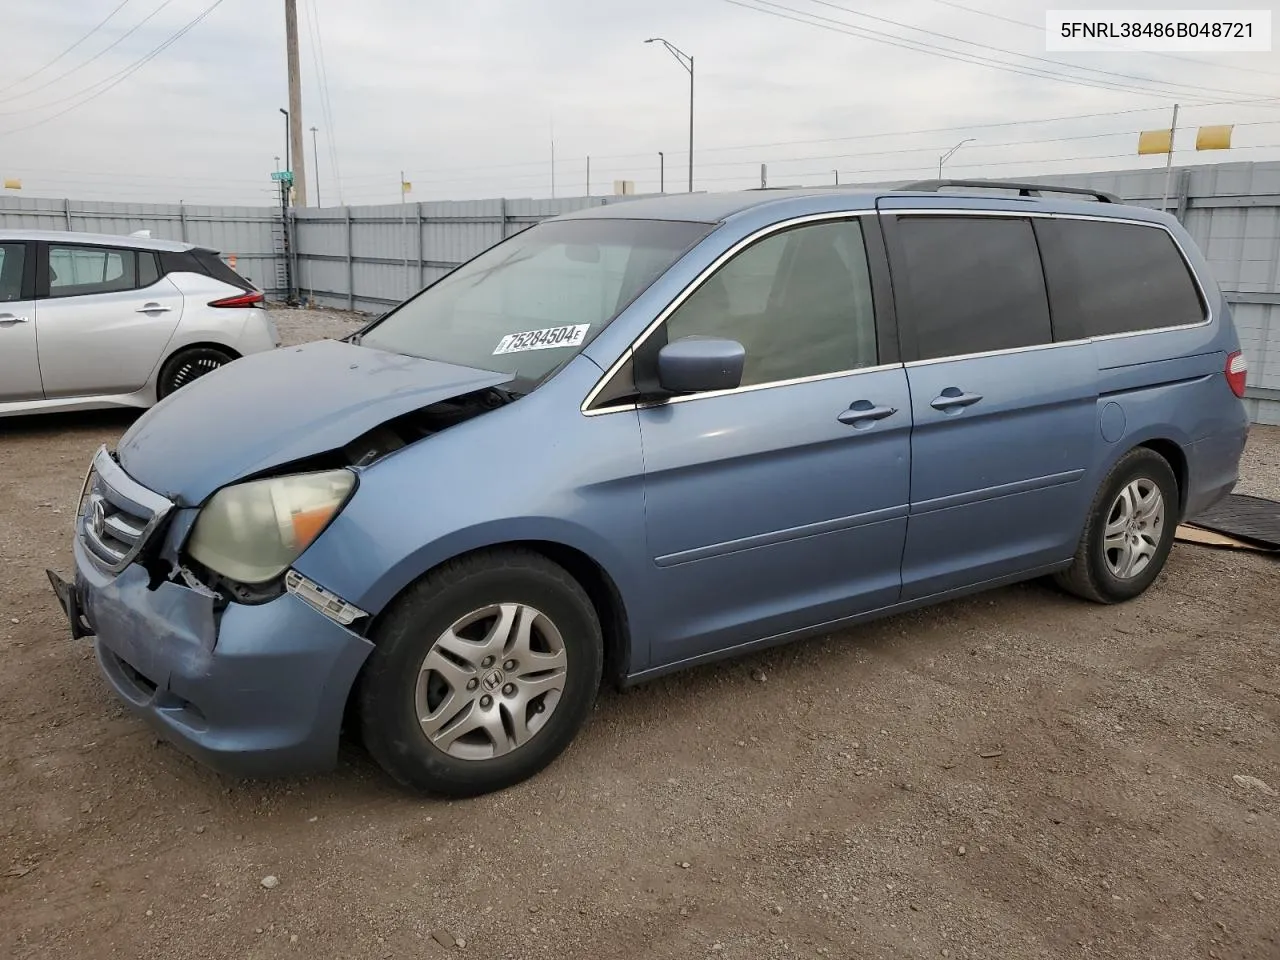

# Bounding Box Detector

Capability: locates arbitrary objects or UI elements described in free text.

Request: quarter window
[896,216,1052,361]
[48,245,138,298]
[663,218,878,388]
[1036,218,1204,339]
[138,251,160,288]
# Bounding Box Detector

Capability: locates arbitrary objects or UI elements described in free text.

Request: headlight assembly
[187,469,355,585]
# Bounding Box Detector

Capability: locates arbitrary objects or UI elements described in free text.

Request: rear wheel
[157,346,235,399]
[359,549,603,797]
[1054,447,1179,604]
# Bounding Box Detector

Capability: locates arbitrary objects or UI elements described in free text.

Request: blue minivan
[50,181,1250,796]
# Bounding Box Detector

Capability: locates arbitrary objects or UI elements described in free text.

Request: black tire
[157,346,235,399]
[1054,446,1179,604]
[358,548,603,797]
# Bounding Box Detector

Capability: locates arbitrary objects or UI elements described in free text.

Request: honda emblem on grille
[88,497,106,540]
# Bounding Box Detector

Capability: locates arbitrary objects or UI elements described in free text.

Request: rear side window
[895,216,1052,361]
[1036,218,1205,340]
[48,245,137,298]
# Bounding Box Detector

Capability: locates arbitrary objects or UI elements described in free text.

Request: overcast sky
[1,0,1278,207]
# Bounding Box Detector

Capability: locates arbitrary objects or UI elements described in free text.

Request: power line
[302,0,343,204]
[0,0,135,95]
[0,0,228,136]
[336,97,1280,184]
[797,0,1267,100]
[311,0,344,204]
[724,0,1221,102]
[0,0,178,107]
[921,0,1280,81]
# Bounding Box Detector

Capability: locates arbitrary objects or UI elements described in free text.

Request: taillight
[1225,350,1247,398]
[208,290,265,308]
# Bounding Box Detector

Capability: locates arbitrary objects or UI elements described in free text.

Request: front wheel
[1054,447,1179,604]
[358,549,603,796]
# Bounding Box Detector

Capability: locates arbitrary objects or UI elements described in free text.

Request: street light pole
[659,151,664,193]
[310,125,321,207]
[646,38,694,192]
[279,107,291,196]
[938,137,976,177]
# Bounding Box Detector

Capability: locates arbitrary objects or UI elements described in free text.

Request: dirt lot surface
[2,308,1278,960]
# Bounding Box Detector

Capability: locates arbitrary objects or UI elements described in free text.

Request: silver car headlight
[187,469,356,585]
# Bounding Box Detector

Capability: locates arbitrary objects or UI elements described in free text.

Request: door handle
[930,388,983,411]
[136,303,172,313]
[0,313,30,325]
[838,401,898,426]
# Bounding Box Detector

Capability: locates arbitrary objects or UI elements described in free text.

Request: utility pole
[310,126,321,207]
[284,0,308,206]
[659,151,664,193]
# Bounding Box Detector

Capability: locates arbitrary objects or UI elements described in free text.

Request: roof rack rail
[898,179,1121,203]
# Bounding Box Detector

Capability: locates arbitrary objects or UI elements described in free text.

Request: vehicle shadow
[1,408,140,438]
[196,576,1077,813]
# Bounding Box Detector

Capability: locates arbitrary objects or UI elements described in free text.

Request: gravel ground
[2,311,1277,960]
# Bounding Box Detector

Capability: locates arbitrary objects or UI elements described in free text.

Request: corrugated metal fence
[0,196,279,296]
[3,161,1278,422]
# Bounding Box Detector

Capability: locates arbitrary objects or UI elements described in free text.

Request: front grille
[78,445,174,574]
[82,492,150,567]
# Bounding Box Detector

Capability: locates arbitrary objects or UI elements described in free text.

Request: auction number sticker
[493,324,590,355]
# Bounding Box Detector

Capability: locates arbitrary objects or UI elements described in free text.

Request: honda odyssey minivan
[49,181,1250,796]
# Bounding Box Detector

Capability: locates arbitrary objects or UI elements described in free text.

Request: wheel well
[363,541,632,691]
[513,540,632,690]
[1139,438,1188,519]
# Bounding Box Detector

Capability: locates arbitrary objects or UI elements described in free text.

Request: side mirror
[657,336,746,394]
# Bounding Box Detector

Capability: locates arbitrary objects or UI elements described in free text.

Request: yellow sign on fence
[1137,129,1173,155]
[1196,125,1233,151]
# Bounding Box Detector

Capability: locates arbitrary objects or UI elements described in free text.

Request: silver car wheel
[414,602,568,761]
[1103,478,1165,580]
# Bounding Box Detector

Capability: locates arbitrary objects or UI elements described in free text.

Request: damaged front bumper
[50,532,374,779]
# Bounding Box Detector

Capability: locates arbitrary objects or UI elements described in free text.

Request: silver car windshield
[359,218,711,385]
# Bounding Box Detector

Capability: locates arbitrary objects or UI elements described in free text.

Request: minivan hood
[118,338,511,503]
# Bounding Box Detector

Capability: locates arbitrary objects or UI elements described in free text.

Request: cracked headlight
[187,470,356,585]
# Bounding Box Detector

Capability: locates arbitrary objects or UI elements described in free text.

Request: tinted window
[192,249,255,291]
[159,250,200,276]
[48,245,137,298]
[1037,218,1204,339]
[897,216,1052,361]
[0,243,25,302]
[664,218,878,388]
[138,251,160,288]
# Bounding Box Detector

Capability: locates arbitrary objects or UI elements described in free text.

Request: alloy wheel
[414,603,568,761]
[1103,478,1165,580]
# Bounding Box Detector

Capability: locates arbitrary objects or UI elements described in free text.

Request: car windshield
[358,218,711,385]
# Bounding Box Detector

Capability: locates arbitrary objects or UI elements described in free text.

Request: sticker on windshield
[493,324,590,355]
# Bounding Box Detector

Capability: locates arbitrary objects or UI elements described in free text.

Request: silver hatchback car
[0,230,279,417]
